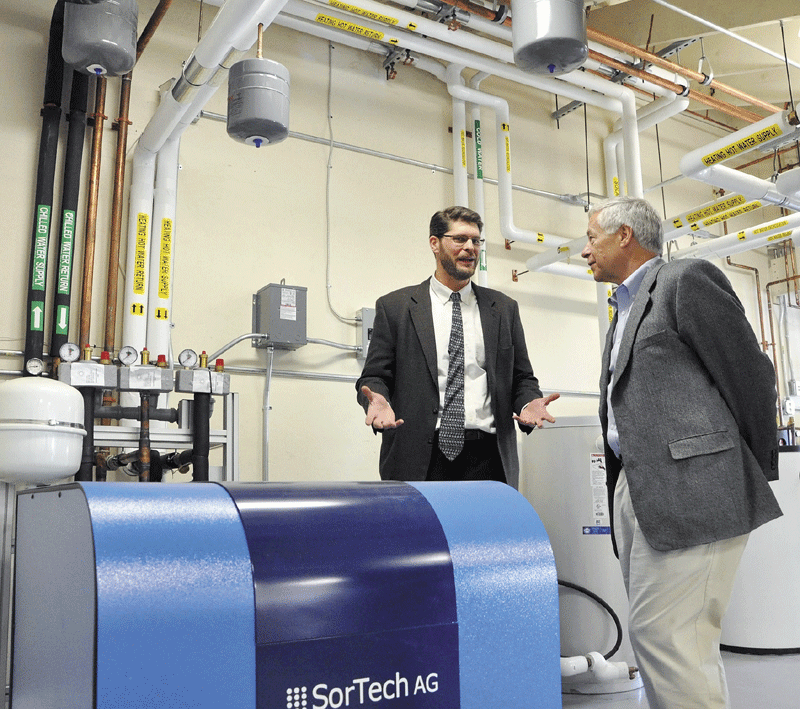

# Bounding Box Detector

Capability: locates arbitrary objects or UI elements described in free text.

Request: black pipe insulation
[50,69,89,357]
[75,387,95,482]
[191,393,211,482]
[95,405,179,423]
[24,0,65,374]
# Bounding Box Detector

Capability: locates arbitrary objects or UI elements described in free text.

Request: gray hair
[588,196,663,255]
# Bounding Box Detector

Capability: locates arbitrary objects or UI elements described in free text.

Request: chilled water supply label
[583,453,610,535]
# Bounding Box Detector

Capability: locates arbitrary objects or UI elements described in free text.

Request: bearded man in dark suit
[356,205,558,488]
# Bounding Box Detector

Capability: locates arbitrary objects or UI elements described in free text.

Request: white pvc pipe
[446,65,470,206]
[470,71,491,287]
[146,135,181,364]
[679,109,800,211]
[663,193,764,241]
[671,213,800,261]
[526,235,589,271]
[538,261,595,281]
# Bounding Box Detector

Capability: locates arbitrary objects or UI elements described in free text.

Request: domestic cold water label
[584,453,610,535]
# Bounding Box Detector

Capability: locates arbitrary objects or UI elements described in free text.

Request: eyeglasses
[436,234,485,247]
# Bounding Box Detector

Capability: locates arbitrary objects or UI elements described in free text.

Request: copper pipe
[79,76,107,347]
[104,73,131,353]
[726,257,767,352]
[104,0,172,354]
[136,0,173,59]
[434,0,781,116]
[588,48,764,124]
[586,27,781,116]
[765,264,800,426]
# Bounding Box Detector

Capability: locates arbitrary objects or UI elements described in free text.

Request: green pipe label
[55,305,69,336]
[30,301,45,332]
[58,209,75,295]
[474,120,483,180]
[32,205,50,291]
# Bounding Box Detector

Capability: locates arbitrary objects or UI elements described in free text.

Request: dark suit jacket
[356,278,542,488]
[600,258,782,552]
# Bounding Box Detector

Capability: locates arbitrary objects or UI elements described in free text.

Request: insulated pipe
[79,76,108,347]
[283,0,625,114]
[192,393,211,482]
[50,70,90,359]
[664,194,765,241]
[525,235,590,272]
[470,71,491,287]
[146,135,181,363]
[679,110,800,212]
[447,66,470,206]
[443,78,570,247]
[604,92,690,198]
[670,213,800,261]
[24,0,65,375]
[76,388,95,482]
[537,261,594,281]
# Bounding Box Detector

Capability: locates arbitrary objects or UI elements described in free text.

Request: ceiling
[584,0,800,128]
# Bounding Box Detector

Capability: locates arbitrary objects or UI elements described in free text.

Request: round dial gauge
[178,348,198,368]
[118,345,139,366]
[59,342,81,363]
[25,358,44,376]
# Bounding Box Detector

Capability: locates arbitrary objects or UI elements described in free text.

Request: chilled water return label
[584,453,611,535]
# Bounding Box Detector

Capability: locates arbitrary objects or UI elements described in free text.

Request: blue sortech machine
[12,481,561,708]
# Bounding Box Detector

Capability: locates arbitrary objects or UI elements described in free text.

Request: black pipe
[50,69,89,357]
[24,0,65,375]
[75,387,95,482]
[95,405,179,423]
[161,449,194,470]
[191,393,211,482]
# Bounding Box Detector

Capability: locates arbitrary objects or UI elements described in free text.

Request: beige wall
[0,0,773,483]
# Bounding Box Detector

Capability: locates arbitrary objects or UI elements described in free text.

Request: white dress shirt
[429,276,494,433]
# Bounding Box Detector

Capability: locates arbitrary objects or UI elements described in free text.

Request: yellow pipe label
[315,13,385,40]
[737,231,747,241]
[672,217,683,228]
[134,213,149,296]
[700,201,761,226]
[754,220,789,235]
[328,0,398,25]
[685,194,746,223]
[537,233,545,243]
[767,230,794,242]
[701,124,783,166]
[613,177,620,197]
[461,130,467,168]
[159,218,172,299]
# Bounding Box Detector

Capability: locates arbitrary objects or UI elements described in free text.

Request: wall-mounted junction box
[357,307,375,363]
[252,284,307,350]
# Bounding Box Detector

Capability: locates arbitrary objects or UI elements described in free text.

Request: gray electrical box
[252,284,307,349]
[357,307,376,363]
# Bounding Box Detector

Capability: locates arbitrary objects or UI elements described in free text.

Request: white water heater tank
[0,377,85,484]
[512,0,588,75]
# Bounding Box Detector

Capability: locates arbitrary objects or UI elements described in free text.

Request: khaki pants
[614,468,748,709]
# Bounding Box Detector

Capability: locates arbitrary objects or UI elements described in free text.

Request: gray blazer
[600,258,782,552]
[356,278,542,489]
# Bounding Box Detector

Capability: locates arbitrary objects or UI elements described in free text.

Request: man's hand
[361,386,405,430]
[513,393,560,428]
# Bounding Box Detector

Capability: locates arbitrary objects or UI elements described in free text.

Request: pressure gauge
[59,342,81,363]
[178,348,199,369]
[118,345,139,366]
[24,358,44,376]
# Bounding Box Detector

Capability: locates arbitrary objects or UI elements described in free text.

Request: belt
[464,429,495,441]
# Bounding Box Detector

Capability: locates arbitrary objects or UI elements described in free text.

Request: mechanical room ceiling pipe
[663,193,765,241]
[679,109,800,212]
[670,212,800,261]
[469,71,491,287]
[121,0,290,360]
[447,66,470,207]
[23,0,65,377]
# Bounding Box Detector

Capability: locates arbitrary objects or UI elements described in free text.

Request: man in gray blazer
[356,206,558,488]
[582,196,782,709]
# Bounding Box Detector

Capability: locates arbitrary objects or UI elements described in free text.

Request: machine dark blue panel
[222,482,458,644]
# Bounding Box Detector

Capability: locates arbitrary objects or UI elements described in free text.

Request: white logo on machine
[288,672,440,709]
